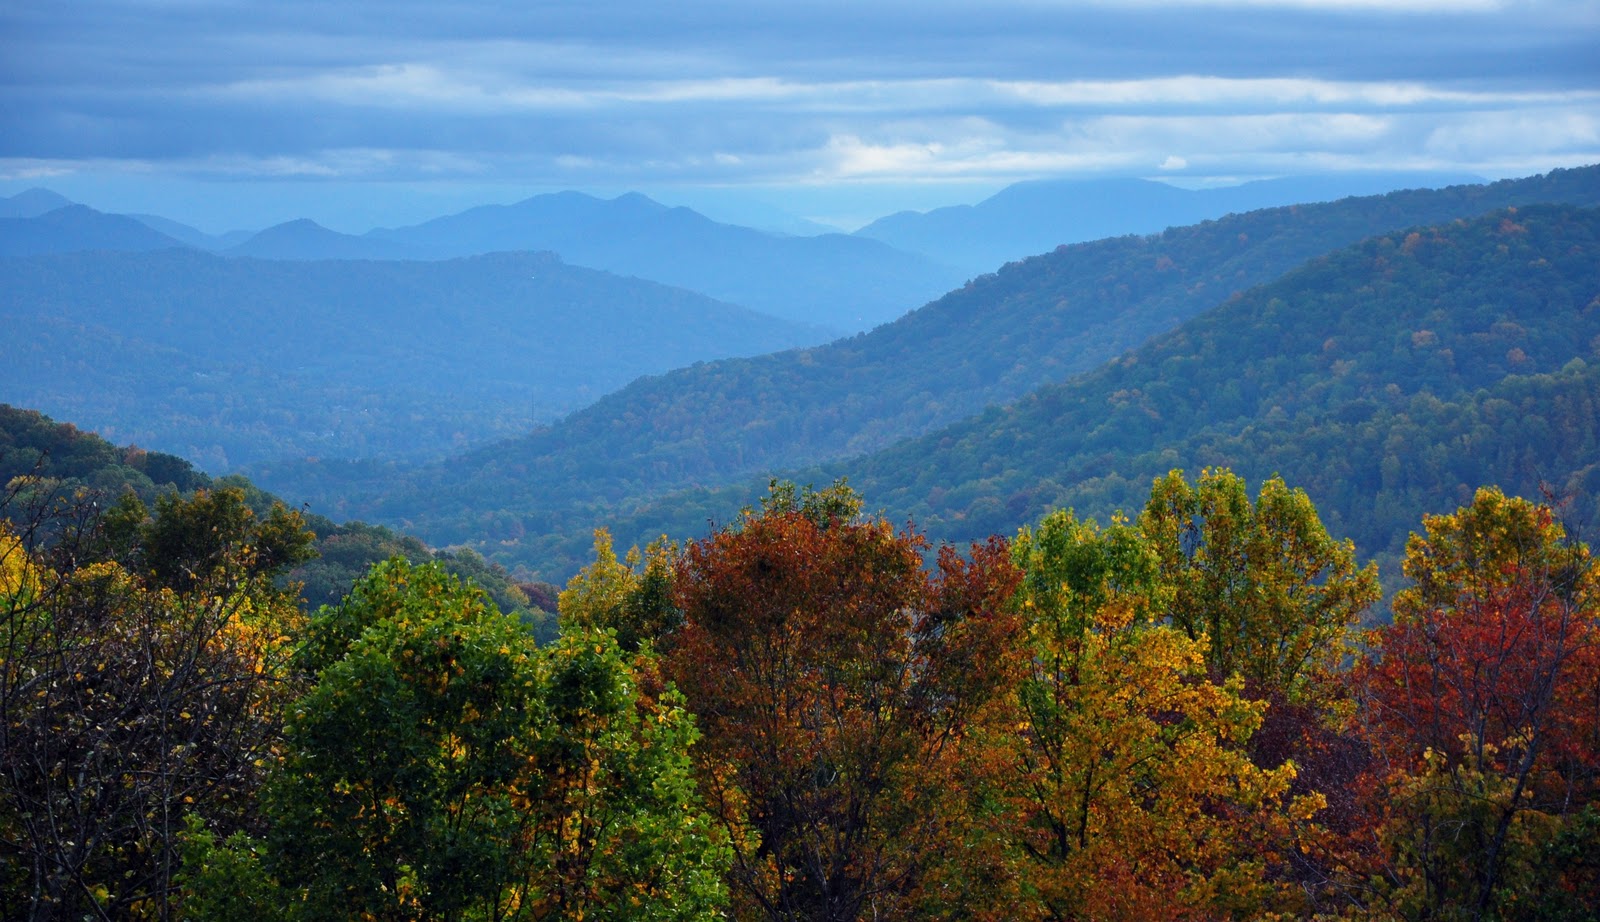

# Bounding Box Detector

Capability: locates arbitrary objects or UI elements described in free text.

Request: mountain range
[0,191,961,334]
[7,166,1599,589]
[855,171,1485,275]
[1,170,1484,336]
[0,249,816,470]
[243,166,1600,580]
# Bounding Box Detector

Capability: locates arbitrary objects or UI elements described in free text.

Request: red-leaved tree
[664,482,1024,921]
[1351,487,1600,919]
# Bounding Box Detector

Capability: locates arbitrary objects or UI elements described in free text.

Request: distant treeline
[0,403,558,638]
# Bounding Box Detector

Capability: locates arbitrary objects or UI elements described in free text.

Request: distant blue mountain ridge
[855,171,1487,275]
[0,171,1484,333]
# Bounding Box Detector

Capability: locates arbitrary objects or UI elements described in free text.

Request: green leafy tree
[1139,468,1379,699]
[184,559,727,921]
[558,529,680,653]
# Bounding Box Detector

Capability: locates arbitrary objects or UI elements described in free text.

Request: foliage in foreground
[4,472,1599,921]
[0,484,313,919]
[183,559,728,921]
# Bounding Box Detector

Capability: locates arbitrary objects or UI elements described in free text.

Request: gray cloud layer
[3,0,1597,225]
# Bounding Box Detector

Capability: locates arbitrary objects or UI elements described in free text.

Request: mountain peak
[0,187,75,218]
[227,218,418,260]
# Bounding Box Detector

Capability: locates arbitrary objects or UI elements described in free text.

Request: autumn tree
[1007,509,1319,920]
[0,485,313,921]
[558,528,680,653]
[1140,468,1379,698]
[1137,470,1381,907]
[184,558,728,921]
[1351,487,1600,919]
[664,481,1023,921]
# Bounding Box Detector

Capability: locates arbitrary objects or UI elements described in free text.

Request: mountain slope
[0,205,189,257]
[129,214,256,250]
[272,166,1600,566]
[0,249,819,469]
[831,203,1600,567]
[0,403,554,635]
[535,204,1600,592]
[227,219,425,260]
[0,188,75,218]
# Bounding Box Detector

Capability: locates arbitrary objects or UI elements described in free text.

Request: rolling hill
[538,204,1600,591]
[225,219,426,260]
[0,248,819,470]
[0,205,189,258]
[0,188,74,219]
[831,204,1600,563]
[0,403,555,637]
[261,166,1600,578]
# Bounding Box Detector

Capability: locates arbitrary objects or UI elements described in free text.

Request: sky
[2,0,1598,232]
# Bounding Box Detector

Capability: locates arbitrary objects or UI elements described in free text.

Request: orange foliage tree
[663,482,1024,921]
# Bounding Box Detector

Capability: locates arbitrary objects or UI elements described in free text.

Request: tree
[664,482,1023,921]
[184,559,728,921]
[0,486,313,921]
[1007,509,1317,920]
[1351,487,1600,920]
[558,528,680,654]
[1139,468,1379,698]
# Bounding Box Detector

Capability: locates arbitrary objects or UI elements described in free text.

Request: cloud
[996,77,1596,110]
[2,0,1596,224]
[0,160,76,181]
[1425,110,1600,157]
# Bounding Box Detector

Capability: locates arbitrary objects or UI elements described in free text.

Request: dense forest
[4,460,1597,919]
[318,195,1600,581]
[841,204,1600,558]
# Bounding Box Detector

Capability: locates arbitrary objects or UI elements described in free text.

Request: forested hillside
[276,167,1600,578]
[0,249,818,469]
[838,203,1600,572]
[0,404,558,636]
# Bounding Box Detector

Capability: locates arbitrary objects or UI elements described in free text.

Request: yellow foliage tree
[1009,510,1320,920]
